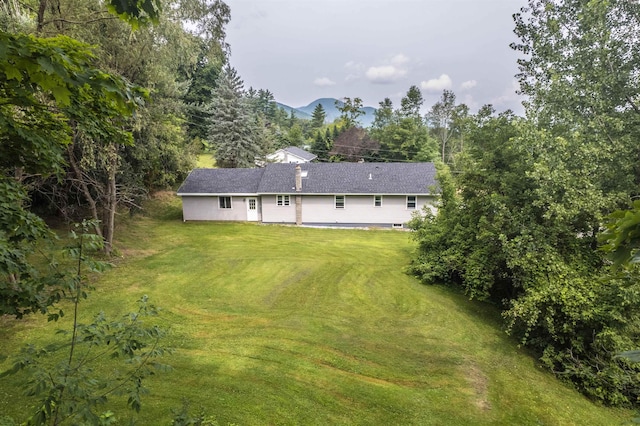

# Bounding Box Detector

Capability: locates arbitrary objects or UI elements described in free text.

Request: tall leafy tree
[399,85,423,119]
[426,90,457,164]
[336,97,364,128]
[371,98,394,131]
[369,89,437,162]
[513,0,640,193]
[207,66,262,168]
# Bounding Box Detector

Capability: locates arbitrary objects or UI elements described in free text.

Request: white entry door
[247,197,258,221]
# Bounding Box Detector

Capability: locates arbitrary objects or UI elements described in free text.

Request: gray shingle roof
[283,146,317,161]
[177,168,265,194]
[258,162,437,194]
[177,163,437,196]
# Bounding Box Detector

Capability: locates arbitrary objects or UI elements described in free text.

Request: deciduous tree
[0,29,143,312]
[336,97,364,128]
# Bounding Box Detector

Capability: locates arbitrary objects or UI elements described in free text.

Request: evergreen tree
[207,66,261,168]
[311,131,328,160]
[288,109,297,127]
[258,89,278,121]
[311,103,326,128]
[246,88,278,122]
[182,58,222,141]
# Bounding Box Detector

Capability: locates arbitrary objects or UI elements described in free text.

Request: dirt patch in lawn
[466,362,491,411]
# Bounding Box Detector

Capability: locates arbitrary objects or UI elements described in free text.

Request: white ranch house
[177,162,438,228]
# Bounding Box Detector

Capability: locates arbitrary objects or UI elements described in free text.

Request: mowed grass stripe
[0,212,631,425]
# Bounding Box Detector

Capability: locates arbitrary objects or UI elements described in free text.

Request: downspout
[295,164,302,225]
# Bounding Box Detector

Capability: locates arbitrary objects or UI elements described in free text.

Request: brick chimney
[295,164,302,192]
[295,165,302,225]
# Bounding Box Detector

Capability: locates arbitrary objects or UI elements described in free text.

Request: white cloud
[313,77,336,87]
[420,74,453,92]
[362,54,410,84]
[390,54,410,66]
[366,65,407,84]
[460,94,479,111]
[343,61,365,82]
[490,80,523,108]
[460,80,477,90]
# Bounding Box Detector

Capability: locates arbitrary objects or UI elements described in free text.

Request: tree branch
[40,15,118,28]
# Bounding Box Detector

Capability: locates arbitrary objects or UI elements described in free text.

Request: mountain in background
[275,102,313,120]
[276,98,377,127]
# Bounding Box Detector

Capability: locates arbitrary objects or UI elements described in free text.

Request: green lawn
[196,153,216,168]
[0,196,631,425]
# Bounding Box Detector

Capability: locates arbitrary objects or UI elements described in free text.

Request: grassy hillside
[0,196,631,425]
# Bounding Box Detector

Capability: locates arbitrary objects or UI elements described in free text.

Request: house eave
[257,192,436,196]
[177,193,259,197]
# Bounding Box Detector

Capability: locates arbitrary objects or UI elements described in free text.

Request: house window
[219,196,232,209]
[276,195,290,206]
[374,195,382,207]
[335,195,345,209]
[406,196,417,209]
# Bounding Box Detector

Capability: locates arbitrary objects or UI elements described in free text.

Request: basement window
[276,195,290,206]
[335,195,345,209]
[219,196,232,209]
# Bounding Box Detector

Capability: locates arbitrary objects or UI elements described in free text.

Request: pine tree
[311,103,326,129]
[207,66,261,168]
[311,131,328,160]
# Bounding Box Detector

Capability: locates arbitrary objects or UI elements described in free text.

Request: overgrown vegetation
[409,0,640,406]
[1,221,170,424]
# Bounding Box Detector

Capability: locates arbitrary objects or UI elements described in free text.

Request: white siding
[261,194,297,223]
[181,196,248,221]
[300,195,434,225]
[182,194,436,225]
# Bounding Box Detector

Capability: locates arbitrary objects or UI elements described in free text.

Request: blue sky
[225,0,526,114]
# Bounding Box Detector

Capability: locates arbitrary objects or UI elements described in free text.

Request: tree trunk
[441,128,446,163]
[67,139,103,239]
[102,144,118,256]
[36,0,47,32]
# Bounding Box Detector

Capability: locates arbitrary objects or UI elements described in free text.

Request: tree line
[207,73,472,166]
